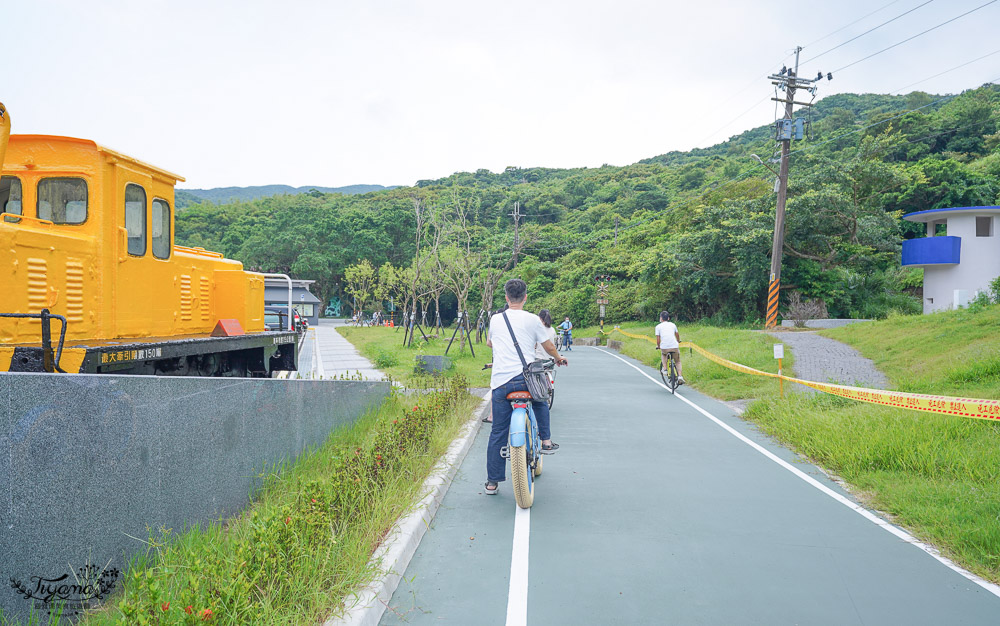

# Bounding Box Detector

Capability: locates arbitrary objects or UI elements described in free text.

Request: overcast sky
[4,0,999,189]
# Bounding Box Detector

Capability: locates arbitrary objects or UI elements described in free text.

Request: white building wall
[922,215,1000,313]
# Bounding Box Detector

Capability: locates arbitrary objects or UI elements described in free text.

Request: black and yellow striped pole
[766,276,781,329]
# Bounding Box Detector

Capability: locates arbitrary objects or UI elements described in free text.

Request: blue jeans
[487,374,551,483]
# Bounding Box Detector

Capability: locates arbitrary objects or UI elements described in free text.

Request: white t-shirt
[535,326,557,361]
[488,309,550,389]
[655,321,679,350]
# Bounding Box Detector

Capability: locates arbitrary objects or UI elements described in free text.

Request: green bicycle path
[380,347,1000,625]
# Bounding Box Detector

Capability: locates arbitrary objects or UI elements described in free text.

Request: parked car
[265,306,306,332]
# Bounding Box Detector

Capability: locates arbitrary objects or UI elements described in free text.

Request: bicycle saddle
[506,391,533,400]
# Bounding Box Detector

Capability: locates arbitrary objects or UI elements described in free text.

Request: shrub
[369,346,400,368]
[783,291,828,327]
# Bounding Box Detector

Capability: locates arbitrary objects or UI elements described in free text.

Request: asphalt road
[379,347,1000,625]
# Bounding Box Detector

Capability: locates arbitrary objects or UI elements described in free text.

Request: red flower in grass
[376,455,382,460]
[185,605,193,615]
[201,608,214,620]
[393,420,398,424]
[285,516,291,525]
[311,498,317,503]
[161,602,170,612]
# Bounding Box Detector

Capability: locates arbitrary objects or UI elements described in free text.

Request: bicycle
[500,358,555,508]
[660,350,680,394]
[558,330,572,351]
[546,365,556,409]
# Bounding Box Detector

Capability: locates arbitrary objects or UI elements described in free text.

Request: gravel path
[767,331,889,392]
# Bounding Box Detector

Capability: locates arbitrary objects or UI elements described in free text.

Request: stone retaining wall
[0,372,389,621]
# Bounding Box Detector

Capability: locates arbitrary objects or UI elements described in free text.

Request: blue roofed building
[902,206,1000,313]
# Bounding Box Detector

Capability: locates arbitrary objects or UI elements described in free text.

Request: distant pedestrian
[558,316,573,350]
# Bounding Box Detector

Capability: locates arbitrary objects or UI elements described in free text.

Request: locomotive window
[0,176,21,215]
[37,178,87,224]
[152,198,171,259]
[125,184,146,256]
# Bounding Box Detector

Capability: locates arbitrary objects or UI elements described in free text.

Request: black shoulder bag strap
[501,311,529,370]
[502,311,552,402]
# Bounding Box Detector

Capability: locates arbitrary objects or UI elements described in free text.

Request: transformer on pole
[764,47,830,329]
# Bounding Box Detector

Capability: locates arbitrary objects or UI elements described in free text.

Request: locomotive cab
[0,129,296,376]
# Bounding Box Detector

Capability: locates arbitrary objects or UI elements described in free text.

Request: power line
[699,94,774,147]
[693,51,797,146]
[511,60,1000,256]
[787,73,1000,158]
[800,0,934,66]
[700,0,951,148]
[831,0,999,74]
[890,47,1000,93]
[802,0,904,49]
[517,77,999,255]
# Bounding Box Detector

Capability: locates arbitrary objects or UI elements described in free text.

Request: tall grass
[742,305,1000,582]
[54,380,482,626]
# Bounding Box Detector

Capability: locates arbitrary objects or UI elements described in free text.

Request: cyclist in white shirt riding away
[655,311,684,385]
[484,280,568,496]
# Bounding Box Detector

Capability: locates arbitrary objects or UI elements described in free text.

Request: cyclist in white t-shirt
[484,280,568,495]
[654,311,684,384]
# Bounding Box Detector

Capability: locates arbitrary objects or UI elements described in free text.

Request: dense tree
[176,85,1000,324]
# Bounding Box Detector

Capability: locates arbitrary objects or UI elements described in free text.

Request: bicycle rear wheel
[510,415,535,508]
[668,360,679,394]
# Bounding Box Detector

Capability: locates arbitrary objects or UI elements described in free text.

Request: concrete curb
[324,392,491,626]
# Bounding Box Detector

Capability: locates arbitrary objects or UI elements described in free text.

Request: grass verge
[48,378,482,626]
[338,326,491,387]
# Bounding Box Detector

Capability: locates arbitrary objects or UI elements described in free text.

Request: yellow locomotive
[0,103,297,376]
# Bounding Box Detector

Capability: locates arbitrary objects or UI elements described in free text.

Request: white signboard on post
[773,344,784,359]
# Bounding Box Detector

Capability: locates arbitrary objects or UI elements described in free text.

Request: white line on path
[506,506,530,626]
[593,347,1000,599]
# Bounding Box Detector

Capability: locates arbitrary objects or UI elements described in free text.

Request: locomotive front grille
[180,274,193,321]
[65,260,84,323]
[27,258,48,320]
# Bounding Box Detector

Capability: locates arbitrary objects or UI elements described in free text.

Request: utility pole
[764,47,829,329]
[509,201,523,269]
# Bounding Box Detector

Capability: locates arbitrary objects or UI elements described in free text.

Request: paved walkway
[768,330,889,391]
[300,319,384,380]
[378,347,1000,625]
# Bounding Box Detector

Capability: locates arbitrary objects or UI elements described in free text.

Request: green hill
[175,84,1000,323]
[175,184,396,208]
